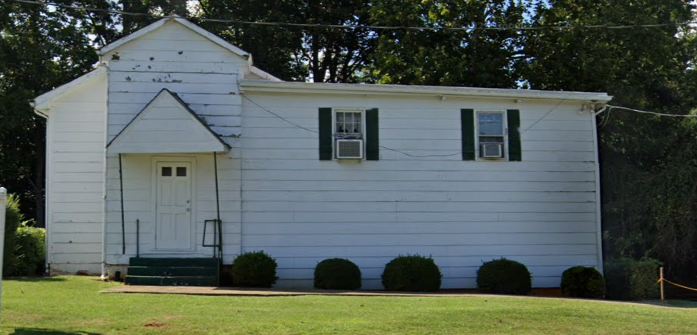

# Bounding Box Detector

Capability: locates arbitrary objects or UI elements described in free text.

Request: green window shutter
[319,107,333,160]
[366,108,380,160]
[507,109,522,161]
[461,109,475,161]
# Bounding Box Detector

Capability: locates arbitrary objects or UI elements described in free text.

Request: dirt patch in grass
[144,322,166,328]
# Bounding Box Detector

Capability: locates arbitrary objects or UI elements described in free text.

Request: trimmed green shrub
[9,223,46,276]
[477,258,532,295]
[381,255,442,292]
[604,258,661,300]
[561,266,605,298]
[231,251,278,288]
[2,194,44,277]
[314,258,362,290]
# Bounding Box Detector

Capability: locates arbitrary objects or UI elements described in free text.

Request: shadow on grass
[4,276,66,282]
[10,328,99,335]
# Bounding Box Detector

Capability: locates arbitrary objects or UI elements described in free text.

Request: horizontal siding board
[241,170,595,182]
[109,62,240,74]
[111,50,244,63]
[110,81,237,95]
[109,92,242,105]
[242,159,596,172]
[244,233,596,247]
[242,190,595,202]
[110,72,237,84]
[241,180,596,192]
[242,201,594,213]
[244,221,597,235]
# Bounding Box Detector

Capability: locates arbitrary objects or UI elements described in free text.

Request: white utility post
[0,187,6,320]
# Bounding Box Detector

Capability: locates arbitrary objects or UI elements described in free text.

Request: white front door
[155,161,193,250]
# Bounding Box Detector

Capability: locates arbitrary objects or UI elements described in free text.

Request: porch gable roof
[107,89,230,154]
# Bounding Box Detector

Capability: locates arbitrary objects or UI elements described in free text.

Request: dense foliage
[381,255,442,292]
[3,194,23,276]
[231,251,278,288]
[604,258,661,300]
[314,258,362,290]
[3,194,45,277]
[3,0,697,284]
[477,258,531,295]
[560,266,606,299]
[7,223,46,277]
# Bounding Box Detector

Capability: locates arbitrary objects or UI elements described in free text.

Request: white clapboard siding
[104,20,247,141]
[239,92,601,289]
[46,71,106,275]
[103,152,242,265]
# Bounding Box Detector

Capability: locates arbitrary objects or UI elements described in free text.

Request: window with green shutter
[318,107,379,160]
[462,109,521,161]
[318,107,333,160]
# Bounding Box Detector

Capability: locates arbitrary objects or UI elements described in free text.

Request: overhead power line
[10,0,697,31]
[600,105,697,118]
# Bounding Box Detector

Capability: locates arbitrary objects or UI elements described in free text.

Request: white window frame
[332,108,366,160]
[475,110,508,161]
[333,108,366,140]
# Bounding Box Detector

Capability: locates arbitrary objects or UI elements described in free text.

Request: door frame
[150,155,197,252]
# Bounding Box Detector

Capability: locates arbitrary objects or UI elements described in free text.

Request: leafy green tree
[525,0,697,279]
[369,0,526,87]
[197,0,307,80]
[198,0,373,82]
[0,0,117,226]
[121,0,189,35]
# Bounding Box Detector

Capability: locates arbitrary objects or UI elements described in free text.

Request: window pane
[479,113,504,136]
[161,167,172,176]
[335,111,363,136]
[176,167,187,177]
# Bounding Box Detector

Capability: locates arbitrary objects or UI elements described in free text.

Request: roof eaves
[33,67,106,111]
[239,80,612,102]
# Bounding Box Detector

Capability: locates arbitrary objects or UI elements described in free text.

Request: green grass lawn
[1,276,696,335]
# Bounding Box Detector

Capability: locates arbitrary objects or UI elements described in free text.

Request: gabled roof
[98,16,250,59]
[33,67,106,113]
[107,89,230,154]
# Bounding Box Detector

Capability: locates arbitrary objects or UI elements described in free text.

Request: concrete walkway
[100,285,691,310]
[101,285,486,297]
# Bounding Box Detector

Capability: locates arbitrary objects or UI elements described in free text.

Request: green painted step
[128,257,220,267]
[127,266,218,277]
[125,258,221,286]
[125,275,218,286]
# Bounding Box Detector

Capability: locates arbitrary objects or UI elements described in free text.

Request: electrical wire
[605,105,697,118]
[520,99,565,133]
[9,0,697,32]
[242,95,462,158]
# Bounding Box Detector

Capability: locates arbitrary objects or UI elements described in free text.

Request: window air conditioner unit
[336,139,364,159]
[480,143,503,158]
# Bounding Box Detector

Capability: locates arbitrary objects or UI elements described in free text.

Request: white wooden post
[0,187,7,318]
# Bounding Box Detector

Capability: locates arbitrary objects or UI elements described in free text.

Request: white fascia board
[98,17,250,59]
[239,80,613,103]
[97,18,168,55]
[33,67,106,113]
